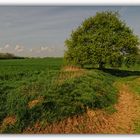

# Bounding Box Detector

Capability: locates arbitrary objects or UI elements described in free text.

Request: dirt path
[24,81,140,134]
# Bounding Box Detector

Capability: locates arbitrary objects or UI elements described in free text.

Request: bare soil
[0,116,16,132]
[62,66,82,72]
[28,97,43,109]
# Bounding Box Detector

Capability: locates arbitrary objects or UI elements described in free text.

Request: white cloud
[29,48,33,52]
[15,45,24,52]
[0,47,3,51]
[40,46,49,51]
[35,46,55,54]
[4,44,10,49]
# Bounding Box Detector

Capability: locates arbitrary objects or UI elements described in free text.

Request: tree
[64,11,140,69]
[0,53,15,59]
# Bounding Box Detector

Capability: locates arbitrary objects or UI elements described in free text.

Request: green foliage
[0,58,63,133]
[0,58,118,133]
[0,53,25,59]
[43,70,118,123]
[104,105,117,115]
[65,11,140,68]
[0,53,15,59]
[0,57,139,133]
[136,54,140,65]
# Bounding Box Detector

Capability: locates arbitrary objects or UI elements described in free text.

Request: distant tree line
[0,53,25,59]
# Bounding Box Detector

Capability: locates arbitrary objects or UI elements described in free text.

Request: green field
[0,58,63,133]
[0,58,139,134]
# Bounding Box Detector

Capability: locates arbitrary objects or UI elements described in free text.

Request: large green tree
[64,11,140,69]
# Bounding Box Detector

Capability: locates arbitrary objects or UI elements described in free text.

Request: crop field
[0,58,63,133]
[0,58,140,134]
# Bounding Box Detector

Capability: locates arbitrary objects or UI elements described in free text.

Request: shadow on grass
[101,68,140,77]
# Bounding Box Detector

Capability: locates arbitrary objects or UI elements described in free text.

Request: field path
[24,79,140,134]
[91,83,140,134]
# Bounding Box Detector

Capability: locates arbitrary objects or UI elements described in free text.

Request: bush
[0,53,25,59]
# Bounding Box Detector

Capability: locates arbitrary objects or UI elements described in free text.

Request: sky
[0,6,140,57]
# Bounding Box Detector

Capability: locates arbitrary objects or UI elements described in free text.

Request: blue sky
[0,6,140,57]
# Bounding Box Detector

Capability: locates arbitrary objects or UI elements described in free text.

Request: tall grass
[1,58,138,133]
[0,58,63,133]
[42,70,118,123]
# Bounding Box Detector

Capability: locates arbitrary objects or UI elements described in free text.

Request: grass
[0,58,63,133]
[134,121,140,134]
[126,78,140,95]
[0,58,139,133]
[107,66,140,134]
[104,105,117,115]
[123,77,140,134]
[97,65,140,134]
[42,70,118,123]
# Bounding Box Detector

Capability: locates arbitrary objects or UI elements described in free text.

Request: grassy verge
[124,77,140,134]
[42,70,118,123]
[0,59,139,133]
[2,69,118,133]
[114,75,140,134]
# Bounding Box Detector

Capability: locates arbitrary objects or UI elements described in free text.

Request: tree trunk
[81,64,84,68]
[99,62,105,70]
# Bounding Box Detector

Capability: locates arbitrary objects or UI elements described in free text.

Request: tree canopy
[0,53,25,59]
[64,11,140,69]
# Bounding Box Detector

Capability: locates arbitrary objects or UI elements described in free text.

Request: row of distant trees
[0,53,25,59]
[0,53,64,60]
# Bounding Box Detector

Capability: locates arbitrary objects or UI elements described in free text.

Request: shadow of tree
[102,68,140,77]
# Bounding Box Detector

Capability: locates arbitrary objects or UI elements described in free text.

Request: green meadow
[0,58,139,133]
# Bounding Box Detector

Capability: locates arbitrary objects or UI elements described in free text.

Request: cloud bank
[0,6,139,57]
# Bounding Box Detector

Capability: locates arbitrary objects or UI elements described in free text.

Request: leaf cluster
[65,11,140,68]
